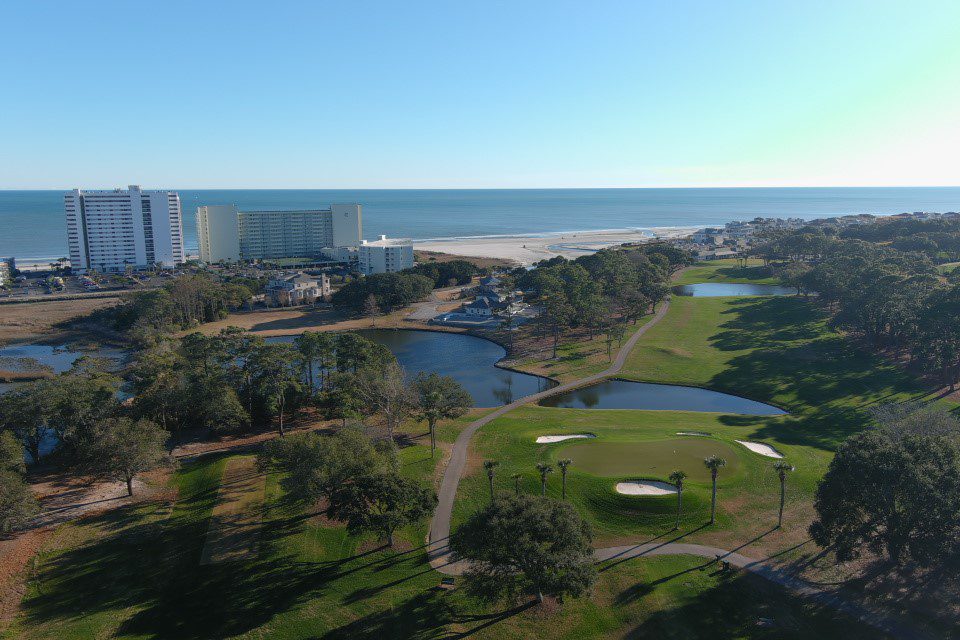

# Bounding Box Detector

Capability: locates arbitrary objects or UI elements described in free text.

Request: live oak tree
[258,428,399,506]
[84,417,169,496]
[0,384,49,465]
[0,470,38,534]
[328,471,436,547]
[450,493,596,604]
[0,432,25,474]
[413,372,472,457]
[810,430,960,565]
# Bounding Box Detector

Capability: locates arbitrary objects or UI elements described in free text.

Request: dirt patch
[199,457,267,565]
[0,527,55,630]
[0,297,121,346]
[413,250,517,269]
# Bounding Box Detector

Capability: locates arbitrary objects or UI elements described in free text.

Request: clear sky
[1,1,959,189]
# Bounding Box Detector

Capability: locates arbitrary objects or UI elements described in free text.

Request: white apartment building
[358,236,414,275]
[196,204,362,262]
[196,205,241,263]
[65,186,185,273]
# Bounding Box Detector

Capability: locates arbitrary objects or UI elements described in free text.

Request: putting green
[557,438,741,483]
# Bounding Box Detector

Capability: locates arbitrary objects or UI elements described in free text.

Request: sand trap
[735,440,784,458]
[535,434,596,444]
[615,481,678,496]
[676,431,712,437]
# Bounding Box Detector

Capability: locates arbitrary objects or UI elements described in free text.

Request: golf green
[557,438,741,483]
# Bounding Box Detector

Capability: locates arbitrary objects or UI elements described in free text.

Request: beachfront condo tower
[196,204,362,263]
[64,186,185,273]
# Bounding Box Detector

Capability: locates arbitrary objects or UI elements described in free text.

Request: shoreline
[413,226,697,264]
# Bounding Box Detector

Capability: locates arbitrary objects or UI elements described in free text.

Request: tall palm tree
[536,462,553,496]
[773,460,795,528]
[703,455,727,525]
[483,460,499,501]
[512,473,523,494]
[668,470,687,530]
[557,459,572,499]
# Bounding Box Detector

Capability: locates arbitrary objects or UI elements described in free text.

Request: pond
[0,343,127,394]
[673,283,795,297]
[268,329,552,408]
[539,379,786,415]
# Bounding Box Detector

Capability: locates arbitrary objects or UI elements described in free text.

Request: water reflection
[269,329,552,408]
[540,379,786,415]
[674,283,795,297]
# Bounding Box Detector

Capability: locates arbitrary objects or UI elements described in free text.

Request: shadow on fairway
[705,297,932,451]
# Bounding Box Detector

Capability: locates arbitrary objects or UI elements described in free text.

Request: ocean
[2,187,959,262]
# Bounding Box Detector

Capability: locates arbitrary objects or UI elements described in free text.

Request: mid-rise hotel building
[65,186,185,273]
[358,236,415,275]
[196,204,362,263]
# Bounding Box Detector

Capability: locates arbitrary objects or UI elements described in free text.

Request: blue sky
[1,1,959,189]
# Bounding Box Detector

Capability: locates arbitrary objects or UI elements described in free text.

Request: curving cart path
[425,272,930,639]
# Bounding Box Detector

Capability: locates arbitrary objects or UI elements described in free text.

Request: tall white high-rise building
[196,205,241,263]
[65,186,185,273]
[196,203,362,262]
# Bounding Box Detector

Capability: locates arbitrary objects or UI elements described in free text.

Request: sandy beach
[412,227,696,265]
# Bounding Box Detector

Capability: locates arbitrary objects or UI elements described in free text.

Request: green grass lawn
[621,295,935,450]
[674,259,780,285]
[451,407,829,545]
[9,443,879,640]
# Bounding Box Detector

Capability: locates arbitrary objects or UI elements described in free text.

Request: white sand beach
[414,227,697,265]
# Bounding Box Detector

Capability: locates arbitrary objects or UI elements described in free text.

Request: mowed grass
[7,426,876,639]
[674,259,779,285]
[452,407,830,545]
[561,437,743,482]
[511,314,655,383]
[621,294,936,450]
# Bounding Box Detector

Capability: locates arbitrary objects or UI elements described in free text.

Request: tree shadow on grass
[20,469,448,640]
[622,571,884,640]
[703,297,932,451]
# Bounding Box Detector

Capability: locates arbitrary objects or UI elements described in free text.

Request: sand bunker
[615,481,678,496]
[535,434,596,444]
[676,431,712,437]
[735,440,784,458]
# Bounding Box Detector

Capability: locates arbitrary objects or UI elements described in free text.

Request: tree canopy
[450,493,596,604]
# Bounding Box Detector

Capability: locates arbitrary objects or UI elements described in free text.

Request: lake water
[0,343,127,394]
[674,283,795,296]
[2,187,960,261]
[539,379,786,414]
[269,329,551,407]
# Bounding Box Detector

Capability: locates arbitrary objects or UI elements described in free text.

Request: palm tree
[773,460,795,528]
[557,459,572,499]
[703,455,727,525]
[536,462,553,496]
[483,460,499,501]
[668,470,687,530]
[512,473,523,494]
